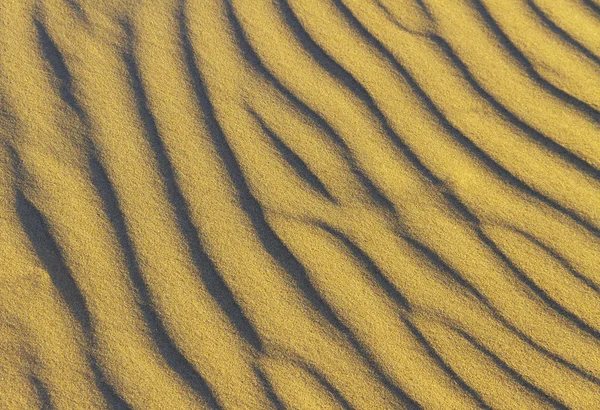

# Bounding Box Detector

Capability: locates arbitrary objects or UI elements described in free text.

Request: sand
[1,0,600,408]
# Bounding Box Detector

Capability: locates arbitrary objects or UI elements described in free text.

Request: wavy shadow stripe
[333,0,600,239]
[276,0,442,187]
[394,215,600,385]
[428,35,600,181]
[349,165,398,216]
[90,358,132,410]
[301,366,354,410]
[527,0,600,66]
[403,319,492,409]
[469,0,600,121]
[515,229,600,295]
[265,347,355,410]
[453,327,569,409]
[63,0,88,24]
[226,1,397,219]
[317,224,411,310]
[31,375,53,410]
[179,10,422,408]
[414,0,434,19]
[230,0,599,382]
[15,188,128,406]
[34,18,85,119]
[246,107,337,203]
[223,1,352,156]
[317,224,494,408]
[400,234,494,307]
[87,149,221,410]
[582,0,600,16]
[253,366,287,410]
[326,0,600,308]
[120,21,264,355]
[179,6,346,337]
[15,189,92,334]
[477,229,600,342]
[485,291,600,387]
[375,0,600,182]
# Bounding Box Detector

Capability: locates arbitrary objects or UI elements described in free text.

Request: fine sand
[2,0,600,408]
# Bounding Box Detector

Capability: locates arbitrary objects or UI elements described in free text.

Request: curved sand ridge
[1,0,600,408]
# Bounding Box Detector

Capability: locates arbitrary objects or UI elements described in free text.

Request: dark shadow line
[469,0,600,122]
[318,224,411,310]
[582,0,600,16]
[247,108,337,203]
[429,35,600,182]
[120,20,264,355]
[63,0,89,24]
[90,358,132,410]
[15,190,92,333]
[273,0,600,385]
[414,0,434,19]
[376,0,433,24]
[403,319,492,409]
[254,366,287,410]
[226,2,397,218]
[224,0,352,156]
[515,229,600,295]
[31,375,53,410]
[393,219,600,385]
[179,9,342,351]
[301,366,354,410]
[87,149,221,410]
[453,327,568,409]
[178,10,422,409]
[400,234,493,307]
[527,0,600,67]
[440,190,480,226]
[471,273,600,387]
[350,165,398,216]
[477,229,600,342]
[331,0,600,240]
[34,18,86,119]
[276,0,442,187]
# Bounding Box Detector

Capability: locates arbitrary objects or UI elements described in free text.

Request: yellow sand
[1,0,600,408]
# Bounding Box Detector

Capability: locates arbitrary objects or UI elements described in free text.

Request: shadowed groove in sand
[226,1,397,219]
[318,223,411,310]
[277,0,442,187]
[87,148,222,409]
[253,366,287,410]
[90,358,132,410]
[583,0,600,16]
[178,6,347,334]
[467,0,600,122]
[121,20,265,355]
[526,0,600,67]
[247,107,337,203]
[34,18,85,119]
[224,0,352,156]
[302,366,354,410]
[515,229,600,295]
[477,229,600,342]
[31,375,53,410]
[15,190,92,334]
[402,318,492,409]
[333,0,600,239]
[3,0,600,407]
[179,8,423,407]
[374,2,600,188]
[453,326,569,409]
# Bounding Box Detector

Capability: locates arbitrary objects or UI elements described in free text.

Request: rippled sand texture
[2,0,600,408]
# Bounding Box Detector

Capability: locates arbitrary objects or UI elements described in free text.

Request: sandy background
[2,0,600,408]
